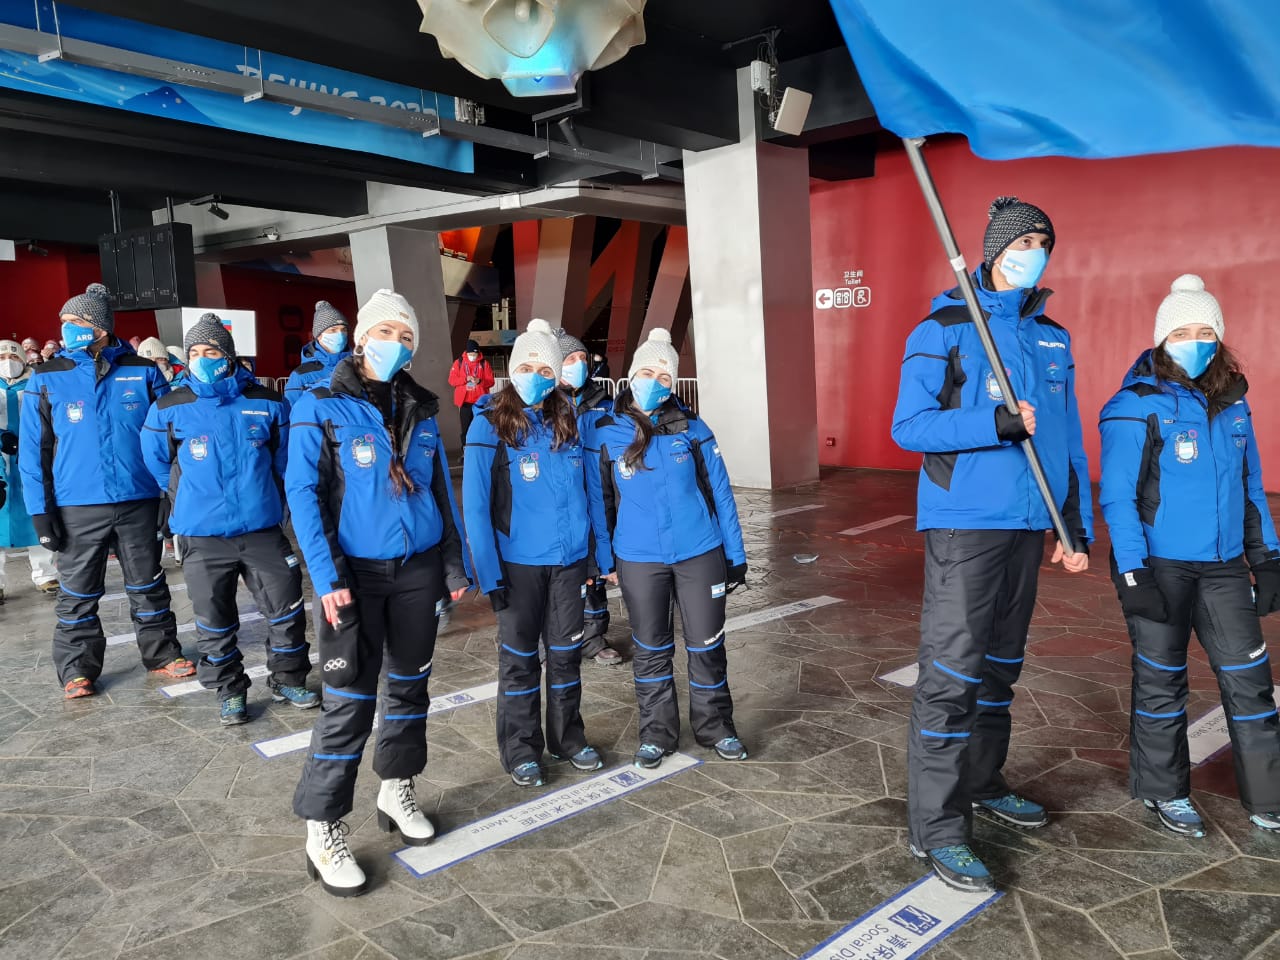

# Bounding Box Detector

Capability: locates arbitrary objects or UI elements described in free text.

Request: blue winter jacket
[1099,353,1280,573]
[463,398,610,594]
[585,394,746,568]
[141,368,288,538]
[285,359,467,595]
[284,340,350,413]
[891,271,1093,542]
[20,340,170,514]
[0,371,37,549]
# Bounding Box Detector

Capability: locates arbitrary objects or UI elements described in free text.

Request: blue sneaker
[220,694,248,726]
[270,682,320,710]
[1249,811,1280,833]
[510,762,545,787]
[974,792,1048,828]
[552,746,604,771]
[713,736,748,761]
[633,744,672,769]
[1144,798,1206,838]
[909,842,995,892]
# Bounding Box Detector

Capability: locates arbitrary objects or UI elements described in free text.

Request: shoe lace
[321,819,353,869]
[937,844,979,868]
[994,793,1025,809]
[396,778,420,818]
[1160,798,1199,818]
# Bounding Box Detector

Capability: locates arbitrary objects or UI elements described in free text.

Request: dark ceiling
[0,0,875,243]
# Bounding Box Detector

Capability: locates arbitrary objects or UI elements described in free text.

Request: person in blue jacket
[0,340,59,602]
[464,319,609,788]
[584,328,748,770]
[555,326,622,666]
[890,198,1092,892]
[283,301,351,412]
[1100,274,1280,838]
[286,289,469,898]
[20,283,193,699]
[142,314,315,727]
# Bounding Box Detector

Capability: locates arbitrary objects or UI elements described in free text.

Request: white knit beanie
[510,318,562,381]
[136,337,167,361]
[1153,274,1224,346]
[355,289,420,354]
[629,328,679,381]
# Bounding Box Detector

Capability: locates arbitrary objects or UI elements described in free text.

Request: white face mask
[0,358,23,380]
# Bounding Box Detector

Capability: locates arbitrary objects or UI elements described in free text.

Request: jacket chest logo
[66,401,84,423]
[352,435,377,468]
[1232,415,1248,448]
[247,423,267,447]
[670,439,690,464]
[519,453,540,481]
[616,456,635,480]
[121,388,142,411]
[189,436,210,461]
[417,427,435,457]
[985,369,1010,402]
[1174,430,1198,464]
[1045,361,1064,392]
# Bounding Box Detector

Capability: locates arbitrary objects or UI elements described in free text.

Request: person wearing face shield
[286,290,469,898]
[141,315,313,728]
[20,283,192,700]
[1100,275,1280,840]
[283,301,351,413]
[463,319,610,790]
[553,326,622,666]
[0,340,58,601]
[448,338,495,446]
[890,198,1093,893]
[583,329,749,771]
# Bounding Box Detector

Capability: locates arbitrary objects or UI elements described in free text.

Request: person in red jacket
[448,339,495,442]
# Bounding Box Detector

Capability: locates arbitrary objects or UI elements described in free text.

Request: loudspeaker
[772,87,812,136]
[97,223,197,311]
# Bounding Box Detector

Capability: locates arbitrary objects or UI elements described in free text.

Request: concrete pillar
[529,216,595,330]
[684,133,818,489]
[349,225,461,452]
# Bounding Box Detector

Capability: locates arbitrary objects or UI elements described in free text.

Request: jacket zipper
[1198,394,1223,561]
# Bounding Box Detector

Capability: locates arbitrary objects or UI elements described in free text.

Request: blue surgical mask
[362,339,412,382]
[62,322,96,351]
[561,360,588,390]
[1165,339,1218,380]
[998,247,1048,289]
[190,355,232,384]
[318,330,347,354]
[632,377,672,412]
[511,371,556,406]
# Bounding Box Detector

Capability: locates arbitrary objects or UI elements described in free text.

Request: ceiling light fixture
[417,0,648,97]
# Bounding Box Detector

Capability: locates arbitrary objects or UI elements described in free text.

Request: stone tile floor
[0,468,1277,960]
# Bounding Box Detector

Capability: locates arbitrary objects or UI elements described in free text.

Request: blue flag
[829,1,1280,159]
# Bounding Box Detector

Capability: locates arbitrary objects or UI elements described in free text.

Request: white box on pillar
[178,307,257,356]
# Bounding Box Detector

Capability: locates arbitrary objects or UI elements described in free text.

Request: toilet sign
[815,270,871,311]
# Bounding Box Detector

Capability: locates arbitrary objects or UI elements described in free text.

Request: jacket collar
[186,365,252,402]
[613,389,689,434]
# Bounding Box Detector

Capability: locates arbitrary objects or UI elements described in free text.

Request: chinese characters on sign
[814,269,871,311]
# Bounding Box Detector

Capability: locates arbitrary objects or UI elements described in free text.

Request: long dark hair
[1153,342,1243,402]
[353,362,417,497]
[488,383,578,449]
[618,389,656,470]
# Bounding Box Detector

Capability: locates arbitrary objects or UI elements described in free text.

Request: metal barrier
[484,376,696,412]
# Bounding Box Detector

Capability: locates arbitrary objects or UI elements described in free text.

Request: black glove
[0,431,16,455]
[994,406,1031,444]
[489,588,509,613]
[157,497,173,539]
[1252,558,1280,617]
[1112,565,1168,622]
[726,563,748,594]
[32,512,66,552]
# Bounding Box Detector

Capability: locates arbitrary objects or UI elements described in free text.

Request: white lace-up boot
[305,819,367,897]
[376,778,436,845]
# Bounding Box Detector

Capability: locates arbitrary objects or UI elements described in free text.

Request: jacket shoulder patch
[925,305,973,328]
[117,354,157,368]
[37,358,75,374]
[1123,383,1162,399]
[293,361,323,376]
[243,383,284,403]
[1037,315,1070,334]
[156,390,199,410]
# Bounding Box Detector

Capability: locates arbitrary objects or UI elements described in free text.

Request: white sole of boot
[377,808,435,846]
[305,854,369,897]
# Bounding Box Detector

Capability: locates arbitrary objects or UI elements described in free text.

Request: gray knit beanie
[59,283,114,334]
[313,300,348,339]
[183,313,237,360]
[553,326,586,359]
[983,196,1055,266]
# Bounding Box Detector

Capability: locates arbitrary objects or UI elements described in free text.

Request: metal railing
[487,377,697,412]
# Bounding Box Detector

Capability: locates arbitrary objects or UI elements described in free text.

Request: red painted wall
[0,245,155,345]
[811,141,1280,481]
[218,266,357,379]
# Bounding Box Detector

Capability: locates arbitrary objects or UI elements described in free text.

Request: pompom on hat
[1153,274,1224,346]
[983,196,1055,266]
[628,328,679,381]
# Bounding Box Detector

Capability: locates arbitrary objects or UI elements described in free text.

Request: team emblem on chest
[246,423,266,448]
[189,435,210,461]
[1232,415,1247,449]
[121,388,141,412]
[616,456,635,480]
[417,427,435,457]
[1174,430,1198,464]
[352,434,377,468]
[1046,361,1064,393]
[66,401,84,423]
[519,453,540,481]
[670,439,690,464]
[985,370,1005,402]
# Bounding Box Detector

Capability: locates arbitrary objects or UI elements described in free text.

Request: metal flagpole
[901,136,1078,554]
